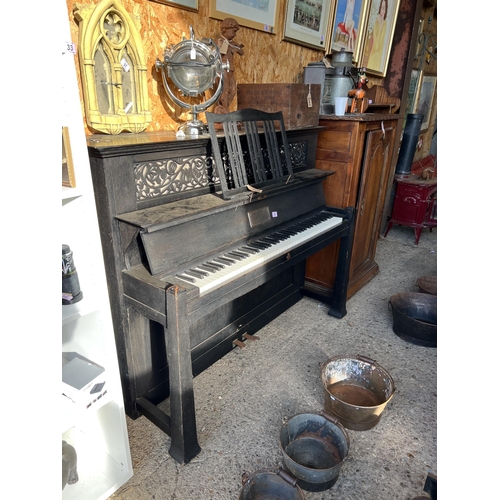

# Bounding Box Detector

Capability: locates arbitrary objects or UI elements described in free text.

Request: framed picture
[149,0,198,12]
[209,0,279,34]
[415,74,436,132]
[62,127,76,188]
[325,0,370,63]
[283,0,332,50]
[405,69,423,116]
[359,0,401,77]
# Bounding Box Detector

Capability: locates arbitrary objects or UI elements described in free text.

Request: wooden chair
[206,108,294,200]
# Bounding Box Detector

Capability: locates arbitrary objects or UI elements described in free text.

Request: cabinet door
[349,125,395,288]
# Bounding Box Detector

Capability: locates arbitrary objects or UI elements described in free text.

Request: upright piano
[87,110,355,464]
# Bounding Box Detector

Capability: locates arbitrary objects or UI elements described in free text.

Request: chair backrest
[206,108,294,200]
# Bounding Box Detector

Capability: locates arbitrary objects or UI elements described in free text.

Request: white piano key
[176,213,343,296]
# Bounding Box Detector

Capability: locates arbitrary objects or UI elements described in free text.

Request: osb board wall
[66,0,325,135]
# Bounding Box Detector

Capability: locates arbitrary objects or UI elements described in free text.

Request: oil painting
[359,0,401,77]
[325,0,370,63]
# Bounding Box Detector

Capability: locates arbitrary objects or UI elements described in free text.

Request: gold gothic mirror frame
[74,0,152,134]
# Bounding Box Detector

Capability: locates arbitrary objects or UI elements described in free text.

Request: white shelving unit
[61,1,133,497]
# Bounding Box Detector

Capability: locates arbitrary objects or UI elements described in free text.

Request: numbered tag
[63,41,76,55]
[322,57,332,69]
[121,58,131,72]
[307,84,313,108]
[219,39,228,55]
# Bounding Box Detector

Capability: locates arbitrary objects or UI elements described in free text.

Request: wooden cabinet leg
[165,285,201,464]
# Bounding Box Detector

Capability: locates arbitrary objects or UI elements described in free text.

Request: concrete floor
[110,224,437,500]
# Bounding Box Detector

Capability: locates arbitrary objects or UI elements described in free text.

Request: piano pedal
[243,333,260,341]
[233,339,246,349]
[233,333,260,349]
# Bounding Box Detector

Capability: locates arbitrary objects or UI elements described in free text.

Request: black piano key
[277,229,296,236]
[198,264,218,273]
[214,256,235,265]
[240,246,259,254]
[225,252,245,260]
[229,250,249,258]
[185,269,208,279]
[176,273,196,283]
[250,241,270,249]
[261,236,281,244]
[206,260,226,269]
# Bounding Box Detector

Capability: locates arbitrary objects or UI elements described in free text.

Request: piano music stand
[207,108,294,199]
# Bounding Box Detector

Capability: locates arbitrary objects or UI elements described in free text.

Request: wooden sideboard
[304,114,400,301]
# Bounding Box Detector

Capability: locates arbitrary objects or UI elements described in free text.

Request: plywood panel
[66,0,325,135]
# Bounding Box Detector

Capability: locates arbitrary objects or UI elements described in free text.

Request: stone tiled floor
[110,225,437,499]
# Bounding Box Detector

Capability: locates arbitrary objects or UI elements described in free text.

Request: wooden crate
[237,83,320,129]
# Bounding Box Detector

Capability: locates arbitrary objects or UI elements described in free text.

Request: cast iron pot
[238,468,305,500]
[279,411,350,492]
[389,292,437,347]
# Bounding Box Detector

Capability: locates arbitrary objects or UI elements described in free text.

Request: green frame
[283,0,333,50]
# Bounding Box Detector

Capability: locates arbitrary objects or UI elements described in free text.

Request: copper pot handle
[357,354,377,365]
[319,410,341,426]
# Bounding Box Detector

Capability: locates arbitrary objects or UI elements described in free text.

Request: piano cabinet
[87,126,355,464]
[304,115,398,301]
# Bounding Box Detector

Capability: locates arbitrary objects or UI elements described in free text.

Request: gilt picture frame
[209,0,279,34]
[149,0,198,12]
[283,0,332,50]
[359,0,401,77]
[325,0,370,63]
[415,74,436,132]
[62,127,76,188]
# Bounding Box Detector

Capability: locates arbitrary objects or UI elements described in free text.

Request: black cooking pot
[389,292,437,347]
[238,468,305,500]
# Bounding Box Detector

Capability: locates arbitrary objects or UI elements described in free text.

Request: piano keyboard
[175,211,343,295]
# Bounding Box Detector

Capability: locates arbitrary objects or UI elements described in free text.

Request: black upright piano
[87,110,355,464]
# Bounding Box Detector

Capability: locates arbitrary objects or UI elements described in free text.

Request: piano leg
[328,207,356,319]
[165,285,201,464]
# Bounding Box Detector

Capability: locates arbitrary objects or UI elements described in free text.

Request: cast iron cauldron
[389,292,437,347]
[238,468,305,500]
[279,411,350,492]
[321,355,396,431]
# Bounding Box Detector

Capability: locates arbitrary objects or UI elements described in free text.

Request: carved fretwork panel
[133,140,306,201]
[135,156,218,201]
[290,141,308,169]
[74,0,152,134]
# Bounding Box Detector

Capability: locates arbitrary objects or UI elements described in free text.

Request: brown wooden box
[237,83,321,129]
